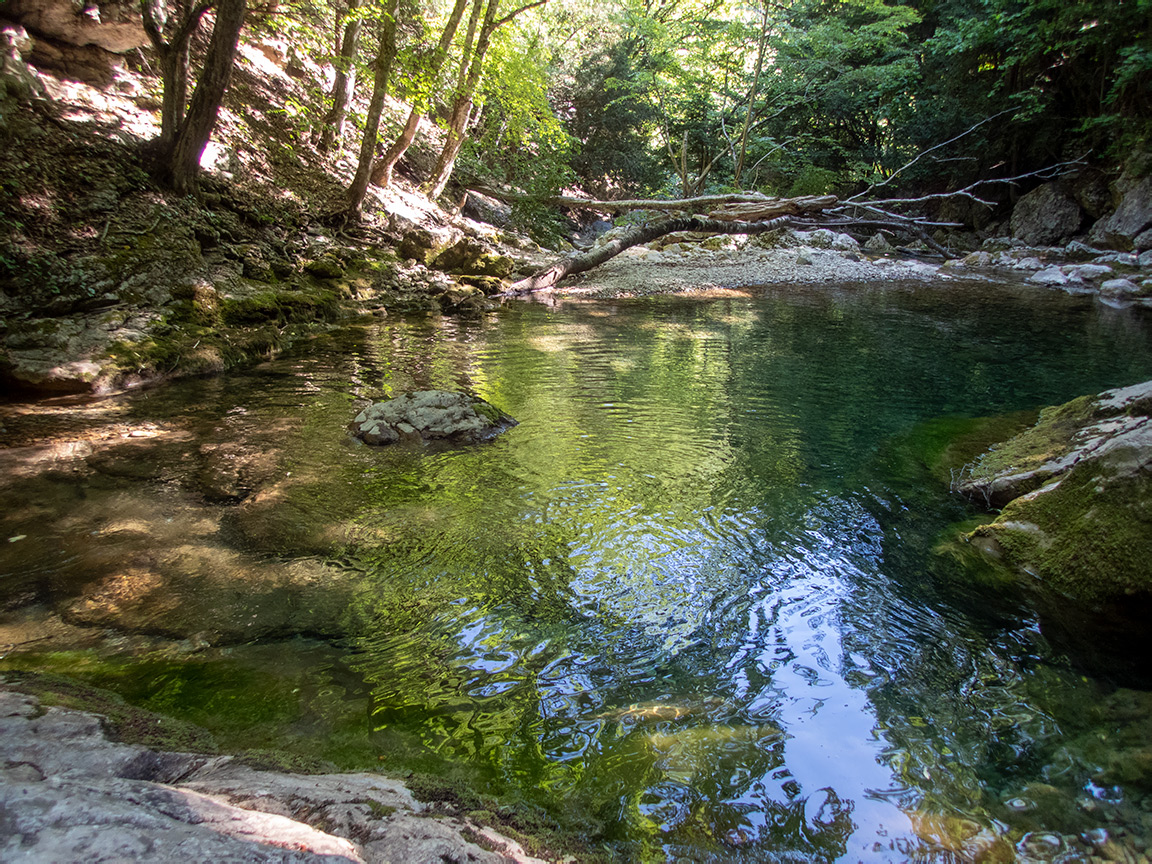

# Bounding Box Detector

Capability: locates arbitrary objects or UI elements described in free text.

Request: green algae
[1,670,218,753]
[969,461,1152,603]
[966,395,1096,483]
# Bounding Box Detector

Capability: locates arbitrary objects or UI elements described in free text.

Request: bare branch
[848,109,1016,202]
[495,0,548,28]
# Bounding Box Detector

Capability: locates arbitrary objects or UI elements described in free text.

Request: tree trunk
[168,0,247,194]
[507,215,795,294]
[370,0,472,187]
[345,0,400,220]
[317,0,363,153]
[426,0,548,198]
[733,2,770,186]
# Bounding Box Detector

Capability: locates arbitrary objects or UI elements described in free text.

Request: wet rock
[1065,239,1104,259]
[1010,182,1084,246]
[1068,263,1115,282]
[1100,278,1144,298]
[63,546,358,644]
[1029,266,1068,286]
[962,379,1152,603]
[0,685,542,864]
[350,391,516,446]
[196,442,280,503]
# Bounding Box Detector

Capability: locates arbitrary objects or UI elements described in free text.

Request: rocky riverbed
[0,677,553,863]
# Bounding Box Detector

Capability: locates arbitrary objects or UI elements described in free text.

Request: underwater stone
[350,390,517,446]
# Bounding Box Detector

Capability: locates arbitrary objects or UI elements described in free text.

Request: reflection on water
[3,280,1152,861]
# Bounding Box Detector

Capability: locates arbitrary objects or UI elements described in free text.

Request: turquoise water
[3,278,1152,861]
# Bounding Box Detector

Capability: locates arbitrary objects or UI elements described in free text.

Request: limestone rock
[4,0,147,54]
[961,380,1152,603]
[1029,267,1067,286]
[1009,183,1083,246]
[350,391,516,446]
[1090,175,1152,250]
[1100,278,1143,298]
[0,685,546,864]
[432,238,513,278]
[863,232,893,254]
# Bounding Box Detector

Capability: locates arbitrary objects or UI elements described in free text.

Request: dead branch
[505,215,795,295]
[468,185,794,214]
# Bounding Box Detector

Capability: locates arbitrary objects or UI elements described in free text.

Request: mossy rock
[2,671,219,753]
[304,257,346,280]
[221,288,340,326]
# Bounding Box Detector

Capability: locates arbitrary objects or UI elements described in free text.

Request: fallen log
[467,185,822,215]
[505,214,795,295]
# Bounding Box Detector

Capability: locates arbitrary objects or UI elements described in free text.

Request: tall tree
[139,0,215,150]
[317,0,365,153]
[426,0,549,199]
[370,0,471,187]
[162,0,247,193]
[345,0,401,220]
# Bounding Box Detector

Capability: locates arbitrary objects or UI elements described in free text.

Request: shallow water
[4,279,1152,861]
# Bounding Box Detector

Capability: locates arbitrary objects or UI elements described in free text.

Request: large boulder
[1009,183,1083,246]
[3,0,146,53]
[350,390,516,446]
[961,380,1152,604]
[1090,175,1152,251]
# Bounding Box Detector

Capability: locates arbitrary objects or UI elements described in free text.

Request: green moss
[892,412,1038,487]
[969,461,1152,603]
[968,395,1095,482]
[364,799,397,819]
[221,288,340,327]
[472,398,504,424]
[235,748,339,775]
[2,670,218,753]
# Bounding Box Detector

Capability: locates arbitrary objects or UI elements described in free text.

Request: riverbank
[0,674,561,863]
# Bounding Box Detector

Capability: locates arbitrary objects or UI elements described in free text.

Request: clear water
[3,279,1152,862]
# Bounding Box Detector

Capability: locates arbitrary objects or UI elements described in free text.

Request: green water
[3,279,1152,861]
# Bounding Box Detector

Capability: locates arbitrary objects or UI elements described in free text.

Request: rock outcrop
[1010,183,1084,246]
[0,682,545,863]
[960,380,1152,604]
[1090,175,1152,251]
[350,391,517,446]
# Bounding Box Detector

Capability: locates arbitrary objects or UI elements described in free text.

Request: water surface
[3,279,1152,862]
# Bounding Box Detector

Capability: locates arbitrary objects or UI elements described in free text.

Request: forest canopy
[231,0,1150,208]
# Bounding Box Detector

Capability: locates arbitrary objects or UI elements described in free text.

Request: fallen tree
[499,192,954,295]
[506,214,793,294]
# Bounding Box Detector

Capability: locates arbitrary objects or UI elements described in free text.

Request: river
[2,278,1152,862]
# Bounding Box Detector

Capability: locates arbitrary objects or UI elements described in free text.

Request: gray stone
[1010,183,1083,246]
[863,232,893,254]
[1093,252,1139,266]
[1067,263,1114,282]
[0,685,545,864]
[1136,228,1152,252]
[350,391,516,446]
[1100,278,1142,297]
[1029,267,1067,286]
[831,232,860,252]
[962,251,992,267]
[796,250,815,265]
[1089,175,1152,250]
[1012,256,1044,271]
[1065,239,1103,259]
[1141,250,1152,268]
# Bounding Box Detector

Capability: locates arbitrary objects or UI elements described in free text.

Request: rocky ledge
[0,679,548,863]
[350,391,517,446]
[959,380,1152,604]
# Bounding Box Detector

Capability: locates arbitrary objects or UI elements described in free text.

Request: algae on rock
[960,380,1152,604]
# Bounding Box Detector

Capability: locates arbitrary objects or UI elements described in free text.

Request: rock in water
[350,390,516,446]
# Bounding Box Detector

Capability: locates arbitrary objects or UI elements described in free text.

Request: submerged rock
[959,379,1152,603]
[350,391,516,446]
